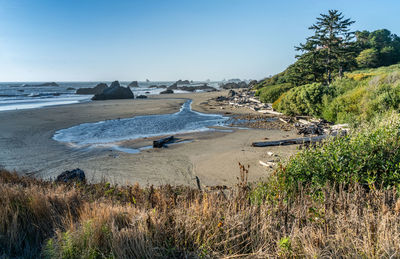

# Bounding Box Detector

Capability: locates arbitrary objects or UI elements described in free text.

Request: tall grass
[2,166,400,257]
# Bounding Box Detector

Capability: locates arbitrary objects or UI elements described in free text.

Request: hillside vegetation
[267,64,400,124]
[255,10,400,124]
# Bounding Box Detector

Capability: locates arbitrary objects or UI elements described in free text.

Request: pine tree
[296,10,356,84]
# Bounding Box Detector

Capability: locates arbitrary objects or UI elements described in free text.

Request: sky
[0,0,399,82]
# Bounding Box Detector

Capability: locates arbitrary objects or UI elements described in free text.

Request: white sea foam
[0,95,91,111]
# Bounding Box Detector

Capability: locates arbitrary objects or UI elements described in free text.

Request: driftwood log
[252,135,329,147]
[153,136,175,148]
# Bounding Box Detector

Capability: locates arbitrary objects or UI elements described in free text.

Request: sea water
[0,81,221,111]
[53,100,228,147]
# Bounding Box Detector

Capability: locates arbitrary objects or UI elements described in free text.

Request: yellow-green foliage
[270,64,400,124]
[345,72,376,81]
[272,83,332,116]
[255,83,293,103]
[323,64,400,123]
[322,87,368,123]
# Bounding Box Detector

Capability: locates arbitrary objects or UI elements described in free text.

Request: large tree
[296,10,356,84]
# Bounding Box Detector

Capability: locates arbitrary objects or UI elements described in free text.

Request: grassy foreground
[2,170,400,258]
[3,113,400,258]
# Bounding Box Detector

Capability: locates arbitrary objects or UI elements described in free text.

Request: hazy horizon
[1,0,399,82]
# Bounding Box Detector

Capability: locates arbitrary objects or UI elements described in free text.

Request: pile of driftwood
[252,119,349,147]
[294,118,331,136]
[215,89,281,115]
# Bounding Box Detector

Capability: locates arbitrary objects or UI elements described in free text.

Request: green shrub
[256,83,293,103]
[254,71,288,89]
[322,86,367,123]
[272,83,333,116]
[322,71,400,124]
[270,113,400,195]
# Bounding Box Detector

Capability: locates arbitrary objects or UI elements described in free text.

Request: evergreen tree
[296,10,356,84]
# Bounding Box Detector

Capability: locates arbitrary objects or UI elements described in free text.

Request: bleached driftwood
[153,136,175,148]
[259,160,277,168]
[252,135,330,147]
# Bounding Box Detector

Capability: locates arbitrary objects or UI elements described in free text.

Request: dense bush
[269,113,400,195]
[255,83,293,103]
[272,83,333,116]
[253,71,288,89]
[322,68,400,123]
[269,65,400,124]
[322,86,367,123]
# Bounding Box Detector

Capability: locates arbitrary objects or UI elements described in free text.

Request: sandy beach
[0,91,299,188]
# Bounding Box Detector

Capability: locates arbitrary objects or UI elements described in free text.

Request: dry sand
[0,91,299,188]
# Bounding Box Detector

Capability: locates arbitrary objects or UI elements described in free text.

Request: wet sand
[0,91,299,188]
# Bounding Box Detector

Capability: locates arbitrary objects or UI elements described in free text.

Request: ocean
[0,81,222,111]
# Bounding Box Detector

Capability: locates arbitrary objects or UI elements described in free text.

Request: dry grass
[1,168,400,258]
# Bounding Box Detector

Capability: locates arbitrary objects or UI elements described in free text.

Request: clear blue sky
[0,0,399,82]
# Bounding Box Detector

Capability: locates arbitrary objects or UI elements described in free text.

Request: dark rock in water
[92,81,134,100]
[127,81,139,87]
[109,81,121,88]
[145,91,150,94]
[167,83,178,90]
[56,168,85,183]
[168,82,216,92]
[221,81,248,89]
[160,89,174,94]
[180,84,217,92]
[23,82,59,87]
[67,87,75,90]
[76,83,108,95]
[228,89,237,97]
[136,95,148,99]
[176,79,190,85]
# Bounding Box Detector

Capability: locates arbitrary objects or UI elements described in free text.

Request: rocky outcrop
[220,81,248,89]
[176,80,190,85]
[67,87,75,90]
[167,83,178,90]
[160,89,174,94]
[92,81,134,100]
[127,81,139,87]
[23,82,59,87]
[136,95,148,99]
[180,84,216,92]
[248,80,258,88]
[167,83,216,92]
[76,83,108,95]
[109,81,120,88]
[56,168,85,183]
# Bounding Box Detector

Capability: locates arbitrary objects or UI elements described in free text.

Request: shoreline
[0,91,299,187]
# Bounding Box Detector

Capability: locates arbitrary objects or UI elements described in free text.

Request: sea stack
[76,83,108,95]
[127,81,139,87]
[92,81,134,100]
